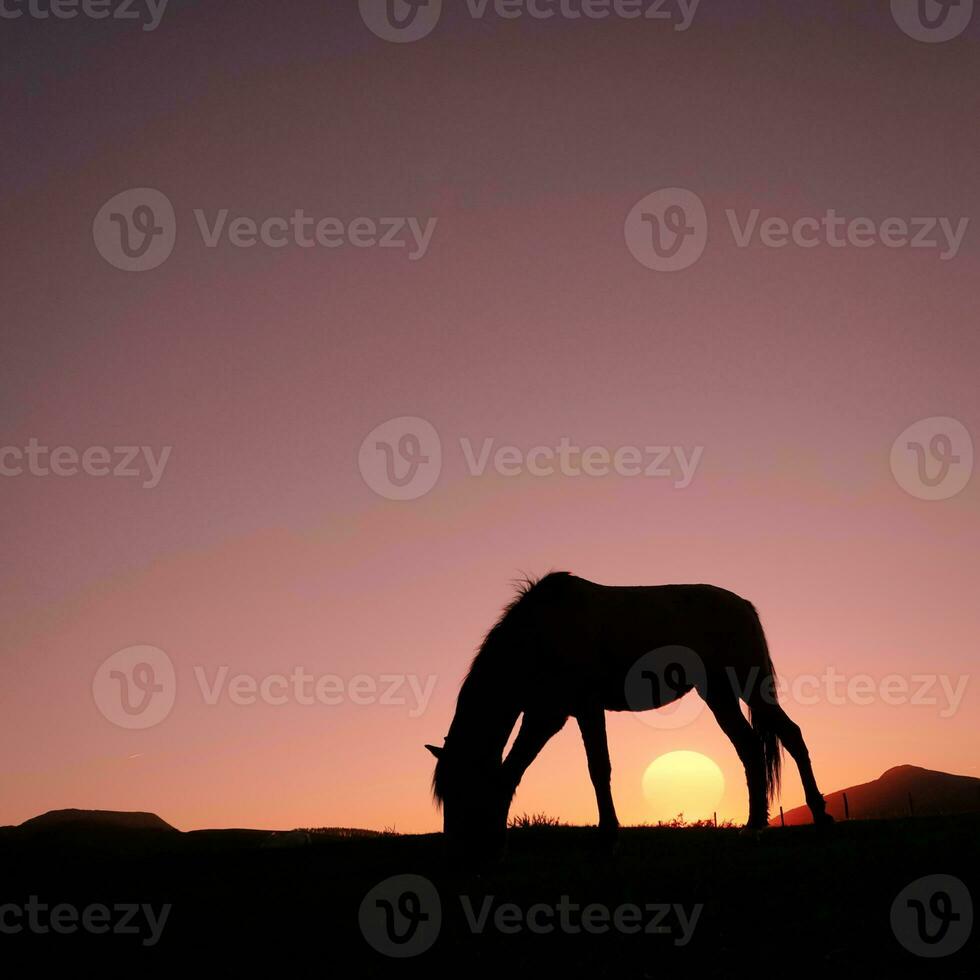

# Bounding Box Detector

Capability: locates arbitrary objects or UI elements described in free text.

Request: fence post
[779,806,785,827]
[843,792,850,820]
[713,811,717,828]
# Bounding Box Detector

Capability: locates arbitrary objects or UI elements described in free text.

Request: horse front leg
[576,705,619,841]
[501,710,567,813]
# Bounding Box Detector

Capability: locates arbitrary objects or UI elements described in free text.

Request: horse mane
[431,571,571,805]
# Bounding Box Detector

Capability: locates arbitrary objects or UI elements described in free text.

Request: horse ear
[424,743,442,759]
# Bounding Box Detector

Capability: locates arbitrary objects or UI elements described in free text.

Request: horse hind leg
[706,691,769,829]
[755,702,832,825]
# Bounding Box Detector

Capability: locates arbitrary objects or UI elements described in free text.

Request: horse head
[426,740,510,861]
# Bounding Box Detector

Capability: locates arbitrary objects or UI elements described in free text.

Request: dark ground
[1,816,976,976]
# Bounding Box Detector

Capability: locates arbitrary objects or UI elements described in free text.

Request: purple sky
[1,0,977,830]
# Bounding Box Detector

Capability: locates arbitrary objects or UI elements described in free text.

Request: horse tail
[744,603,782,806]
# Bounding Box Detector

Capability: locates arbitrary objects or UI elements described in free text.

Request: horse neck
[447,649,520,765]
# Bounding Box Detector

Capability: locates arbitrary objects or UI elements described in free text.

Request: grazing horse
[426,572,832,856]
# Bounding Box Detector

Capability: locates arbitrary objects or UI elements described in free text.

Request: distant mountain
[773,765,980,825]
[18,809,178,833]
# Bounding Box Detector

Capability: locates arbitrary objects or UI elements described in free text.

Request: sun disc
[642,750,725,823]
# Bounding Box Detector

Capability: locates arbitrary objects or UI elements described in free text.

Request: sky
[1,0,978,832]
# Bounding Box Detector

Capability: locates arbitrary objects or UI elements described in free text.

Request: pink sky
[1,2,977,831]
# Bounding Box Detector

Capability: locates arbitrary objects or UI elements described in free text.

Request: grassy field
[2,815,976,976]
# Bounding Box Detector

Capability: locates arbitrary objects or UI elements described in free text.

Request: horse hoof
[814,812,835,827]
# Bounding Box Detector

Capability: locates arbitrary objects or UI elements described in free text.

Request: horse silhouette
[427,572,832,856]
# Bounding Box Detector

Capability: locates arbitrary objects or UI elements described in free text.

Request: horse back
[522,576,759,710]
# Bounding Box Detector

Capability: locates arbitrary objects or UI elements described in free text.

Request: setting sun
[642,751,726,824]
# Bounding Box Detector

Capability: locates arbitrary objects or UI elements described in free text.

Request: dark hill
[18,808,178,832]
[773,764,980,825]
